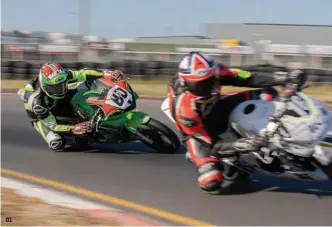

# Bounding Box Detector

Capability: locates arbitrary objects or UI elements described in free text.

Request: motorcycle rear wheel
[136,118,180,154]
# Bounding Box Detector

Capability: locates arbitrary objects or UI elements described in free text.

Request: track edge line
[1,168,214,226]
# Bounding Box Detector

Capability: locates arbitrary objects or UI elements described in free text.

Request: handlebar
[285,69,308,92]
[218,71,309,159]
[215,70,309,159]
[258,70,308,138]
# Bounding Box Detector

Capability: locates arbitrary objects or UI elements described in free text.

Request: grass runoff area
[1,187,120,226]
[2,79,332,105]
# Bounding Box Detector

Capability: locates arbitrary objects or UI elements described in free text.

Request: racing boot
[197,161,223,195]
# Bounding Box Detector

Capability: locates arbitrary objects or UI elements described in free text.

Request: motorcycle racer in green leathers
[17,63,123,151]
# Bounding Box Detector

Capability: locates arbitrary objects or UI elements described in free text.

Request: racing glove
[270,70,308,116]
[211,135,269,158]
[72,114,98,136]
[288,69,307,87]
[273,69,307,88]
[102,70,124,81]
[72,121,96,136]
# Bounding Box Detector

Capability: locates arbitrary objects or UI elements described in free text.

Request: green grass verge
[2,79,332,104]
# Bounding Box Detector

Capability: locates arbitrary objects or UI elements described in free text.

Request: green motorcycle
[60,78,180,154]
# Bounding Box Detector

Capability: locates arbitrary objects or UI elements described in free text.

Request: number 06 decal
[105,85,133,109]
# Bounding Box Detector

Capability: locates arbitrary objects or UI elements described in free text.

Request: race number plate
[105,85,133,110]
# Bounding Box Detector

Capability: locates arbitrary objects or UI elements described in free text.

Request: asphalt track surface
[2,93,332,225]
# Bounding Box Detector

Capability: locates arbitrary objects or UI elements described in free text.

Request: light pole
[68,11,78,34]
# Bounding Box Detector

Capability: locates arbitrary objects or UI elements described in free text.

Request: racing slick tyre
[136,118,180,154]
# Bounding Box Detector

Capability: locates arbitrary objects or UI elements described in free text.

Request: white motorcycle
[161,81,332,183]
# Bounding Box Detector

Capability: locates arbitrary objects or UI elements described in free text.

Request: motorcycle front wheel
[135,118,180,154]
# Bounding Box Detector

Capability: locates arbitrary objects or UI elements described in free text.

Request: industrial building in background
[1,23,332,70]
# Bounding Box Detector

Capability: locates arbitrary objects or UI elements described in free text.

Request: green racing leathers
[18,68,104,151]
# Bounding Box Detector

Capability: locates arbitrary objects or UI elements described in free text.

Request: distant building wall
[204,23,332,45]
[133,36,220,45]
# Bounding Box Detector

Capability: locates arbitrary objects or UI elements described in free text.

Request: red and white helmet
[177,52,218,97]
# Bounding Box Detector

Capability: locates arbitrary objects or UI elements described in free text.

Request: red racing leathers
[168,63,287,193]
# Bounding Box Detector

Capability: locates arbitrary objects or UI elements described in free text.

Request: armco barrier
[1,60,332,82]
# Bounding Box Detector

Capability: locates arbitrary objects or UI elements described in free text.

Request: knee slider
[46,132,65,151]
[197,162,223,192]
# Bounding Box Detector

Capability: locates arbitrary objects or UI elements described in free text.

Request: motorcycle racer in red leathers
[168,51,302,194]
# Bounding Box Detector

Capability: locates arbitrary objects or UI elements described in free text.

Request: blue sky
[1,0,331,38]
